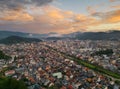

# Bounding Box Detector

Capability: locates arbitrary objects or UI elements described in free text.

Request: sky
[0,0,120,34]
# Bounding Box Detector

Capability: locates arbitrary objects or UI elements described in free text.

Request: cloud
[87,6,97,14]
[0,5,96,33]
[87,9,120,32]
[0,9,33,22]
[109,0,119,2]
[0,0,54,10]
[92,9,120,23]
[111,5,120,9]
[109,0,115,2]
[0,1,120,34]
[0,0,55,22]
[42,6,73,19]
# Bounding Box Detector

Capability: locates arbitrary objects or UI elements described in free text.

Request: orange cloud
[0,9,33,22]
[40,6,99,33]
[0,5,99,33]
[109,0,115,2]
[95,10,120,23]
[109,0,118,2]
[111,5,120,9]
[88,9,120,32]
[87,6,96,14]
[0,4,120,34]
[41,6,73,21]
[46,10,64,20]
[106,15,120,23]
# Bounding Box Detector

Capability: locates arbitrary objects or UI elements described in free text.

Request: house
[5,70,15,76]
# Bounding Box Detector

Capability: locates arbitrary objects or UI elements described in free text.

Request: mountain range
[0,36,42,44]
[0,31,62,39]
[0,30,120,41]
[74,30,120,40]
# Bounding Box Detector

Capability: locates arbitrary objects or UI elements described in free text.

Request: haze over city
[0,0,120,34]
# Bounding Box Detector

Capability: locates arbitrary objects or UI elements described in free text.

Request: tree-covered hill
[0,36,42,44]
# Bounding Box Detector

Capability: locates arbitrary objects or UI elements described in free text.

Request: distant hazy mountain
[63,32,81,38]
[75,30,120,40]
[0,31,60,39]
[0,31,29,39]
[0,36,42,44]
[0,30,120,40]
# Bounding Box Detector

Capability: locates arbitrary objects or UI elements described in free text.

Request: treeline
[92,49,113,56]
[0,51,11,60]
[0,77,27,89]
[0,36,42,45]
[69,55,120,79]
[47,46,120,79]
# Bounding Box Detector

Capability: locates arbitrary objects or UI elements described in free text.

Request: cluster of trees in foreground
[0,77,27,89]
[0,51,27,89]
[0,51,11,60]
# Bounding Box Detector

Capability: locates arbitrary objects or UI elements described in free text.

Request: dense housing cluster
[0,41,120,89]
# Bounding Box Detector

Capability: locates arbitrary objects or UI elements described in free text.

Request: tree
[0,77,27,89]
[0,51,11,60]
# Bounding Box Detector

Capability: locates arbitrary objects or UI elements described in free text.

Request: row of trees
[0,51,11,60]
[0,77,27,89]
[48,46,120,82]
[92,49,113,56]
